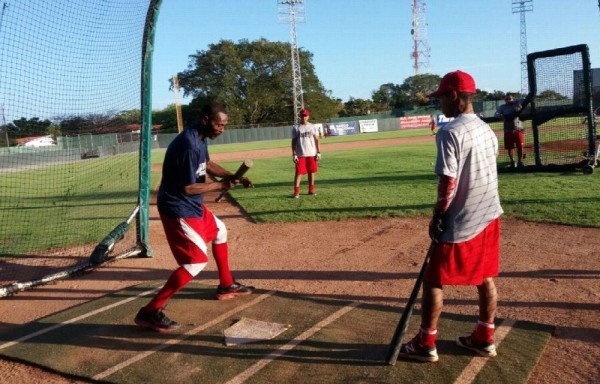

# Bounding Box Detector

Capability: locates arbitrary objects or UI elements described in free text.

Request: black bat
[90,205,139,264]
[215,159,253,202]
[386,241,436,365]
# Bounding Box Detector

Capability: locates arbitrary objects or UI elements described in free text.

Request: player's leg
[516,131,525,167]
[456,219,500,357]
[398,281,442,362]
[306,157,318,195]
[135,216,209,332]
[294,157,308,197]
[504,132,515,168]
[206,208,254,300]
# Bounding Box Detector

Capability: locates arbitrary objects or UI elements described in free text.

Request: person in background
[495,93,524,168]
[430,114,437,135]
[291,108,321,198]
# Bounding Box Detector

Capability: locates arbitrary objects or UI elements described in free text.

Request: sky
[150,0,600,110]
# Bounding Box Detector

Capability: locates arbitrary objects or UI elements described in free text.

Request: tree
[11,117,52,137]
[176,38,338,126]
[400,73,442,107]
[538,90,567,100]
[370,74,441,111]
[339,98,373,117]
[372,83,407,110]
[152,104,180,133]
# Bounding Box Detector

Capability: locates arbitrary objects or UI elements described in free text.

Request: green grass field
[189,128,600,227]
[2,128,598,255]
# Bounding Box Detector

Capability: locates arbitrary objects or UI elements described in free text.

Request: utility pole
[512,0,533,95]
[277,0,305,123]
[172,74,183,133]
[411,0,430,75]
[0,104,8,148]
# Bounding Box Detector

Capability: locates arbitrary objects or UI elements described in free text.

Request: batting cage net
[496,44,597,173]
[0,0,161,296]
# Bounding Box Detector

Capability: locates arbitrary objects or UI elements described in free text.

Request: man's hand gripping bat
[215,159,253,202]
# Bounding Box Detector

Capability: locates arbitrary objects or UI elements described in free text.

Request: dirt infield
[0,136,598,383]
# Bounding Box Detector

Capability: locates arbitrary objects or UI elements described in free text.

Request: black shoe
[216,281,255,300]
[456,335,497,357]
[398,336,439,362]
[134,307,180,333]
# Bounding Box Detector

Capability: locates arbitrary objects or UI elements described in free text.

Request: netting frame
[497,44,598,174]
[0,0,163,297]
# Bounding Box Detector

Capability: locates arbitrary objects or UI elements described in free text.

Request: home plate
[223,317,291,346]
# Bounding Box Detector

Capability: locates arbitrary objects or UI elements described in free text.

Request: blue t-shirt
[157,128,209,218]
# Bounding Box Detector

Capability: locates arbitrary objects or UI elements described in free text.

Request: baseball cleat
[398,336,439,362]
[134,307,180,333]
[216,281,255,300]
[456,335,497,357]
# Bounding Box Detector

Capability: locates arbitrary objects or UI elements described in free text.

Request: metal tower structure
[512,0,533,95]
[278,0,305,122]
[411,0,430,75]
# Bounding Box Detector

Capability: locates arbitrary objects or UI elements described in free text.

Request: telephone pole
[277,0,305,122]
[172,74,183,133]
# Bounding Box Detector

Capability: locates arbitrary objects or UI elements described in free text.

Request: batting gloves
[315,152,321,161]
[429,208,445,242]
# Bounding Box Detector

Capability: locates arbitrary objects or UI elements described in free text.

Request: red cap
[429,70,476,98]
[299,108,310,116]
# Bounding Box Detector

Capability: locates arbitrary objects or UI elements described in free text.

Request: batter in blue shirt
[134,102,255,333]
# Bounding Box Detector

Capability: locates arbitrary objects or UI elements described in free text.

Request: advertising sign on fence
[436,115,454,128]
[327,121,358,136]
[399,115,431,129]
[358,119,378,133]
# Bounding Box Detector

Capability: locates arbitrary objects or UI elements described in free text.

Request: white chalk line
[0,286,160,351]
[453,318,517,384]
[93,290,276,381]
[225,301,361,384]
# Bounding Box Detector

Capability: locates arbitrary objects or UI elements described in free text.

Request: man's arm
[182,161,235,196]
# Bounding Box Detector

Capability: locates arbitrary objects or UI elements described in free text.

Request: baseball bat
[90,205,139,265]
[386,241,436,365]
[215,159,253,202]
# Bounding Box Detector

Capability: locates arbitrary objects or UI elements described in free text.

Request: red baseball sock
[294,186,300,196]
[144,266,193,312]
[419,326,437,347]
[309,185,315,194]
[213,242,234,288]
[473,320,495,343]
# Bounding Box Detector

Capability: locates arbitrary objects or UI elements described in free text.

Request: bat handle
[215,159,253,203]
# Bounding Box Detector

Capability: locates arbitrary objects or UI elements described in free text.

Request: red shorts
[296,156,318,175]
[425,218,500,286]
[159,204,219,265]
[504,130,524,150]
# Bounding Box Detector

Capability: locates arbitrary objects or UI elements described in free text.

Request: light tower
[277,0,305,122]
[411,0,430,75]
[512,0,533,95]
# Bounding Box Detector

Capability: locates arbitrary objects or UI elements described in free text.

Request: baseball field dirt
[0,136,598,383]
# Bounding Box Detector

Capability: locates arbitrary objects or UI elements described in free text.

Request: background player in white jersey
[291,108,321,198]
[399,70,504,362]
